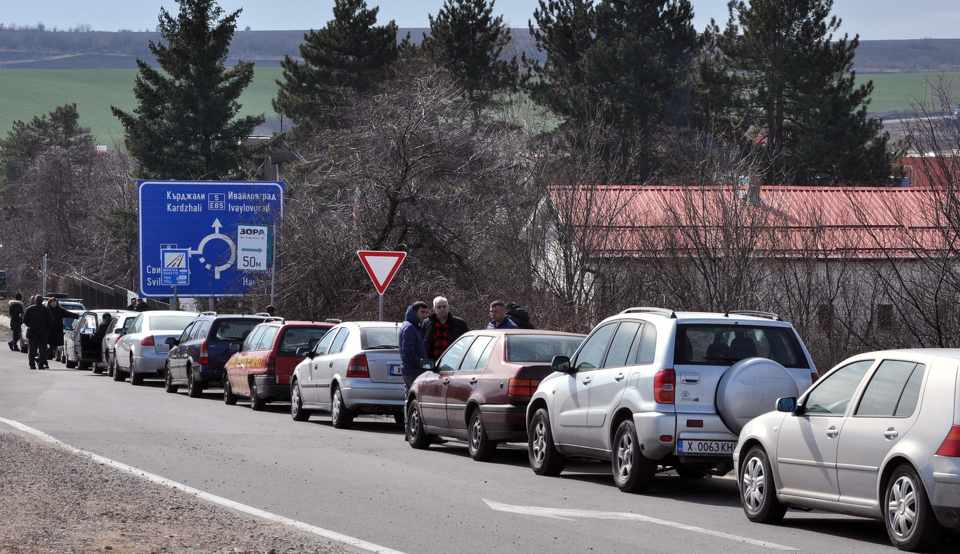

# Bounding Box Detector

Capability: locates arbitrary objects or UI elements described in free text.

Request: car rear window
[505,335,584,363]
[278,327,331,357]
[675,324,810,369]
[148,315,197,331]
[361,328,399,350]
[212,319,262,341]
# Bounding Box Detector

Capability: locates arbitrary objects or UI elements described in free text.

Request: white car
[114,310,198,385]
[103,312,139,377]
[735,349,960,551]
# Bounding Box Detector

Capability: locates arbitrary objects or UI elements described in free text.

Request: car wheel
[78,360,90,370]
[528,408,565,476]
[107,355,115,377]
[249,382,265,411]
[330,386,354,429]
[291,382,310,422]
[92,362,103,374]
[187,368,201,398]
[129,357,143,386]
[112,360,126,381]
[612,419,657,494]
[65,357,77,369]
[468,409,497,462]
[223,375,237,405]
[406,399,433,449]
[164,364,179,394]
[885,464,944,551]
[740,445,787,523]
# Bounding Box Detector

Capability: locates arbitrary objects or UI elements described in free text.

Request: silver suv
[526,308,817,493]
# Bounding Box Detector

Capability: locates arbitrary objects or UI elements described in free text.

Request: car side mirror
[552,355,572,374]
[164,337,177,346]
[776,397,798,413]
[420,359,436,372]
[229,343,240,352]
[297,348,315,358]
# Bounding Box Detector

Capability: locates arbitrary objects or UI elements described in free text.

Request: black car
[164,313,270,398]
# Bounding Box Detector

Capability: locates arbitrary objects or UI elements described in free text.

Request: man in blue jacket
[399,300,430,439]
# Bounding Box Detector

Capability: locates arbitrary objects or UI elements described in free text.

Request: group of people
[7,293,81,370]
[396,296,535,439]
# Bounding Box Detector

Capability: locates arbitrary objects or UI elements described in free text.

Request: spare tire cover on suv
[716,358,799,435]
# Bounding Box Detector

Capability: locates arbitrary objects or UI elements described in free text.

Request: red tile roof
[551,185,952,259]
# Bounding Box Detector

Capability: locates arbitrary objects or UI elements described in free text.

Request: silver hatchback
[734,349,960,551]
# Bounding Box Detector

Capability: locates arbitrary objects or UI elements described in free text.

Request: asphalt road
[0,346,955,554]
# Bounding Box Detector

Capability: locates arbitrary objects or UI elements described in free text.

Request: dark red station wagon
[223,320,335,410]
[406,329,585,461]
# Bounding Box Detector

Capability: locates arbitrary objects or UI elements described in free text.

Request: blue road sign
[138,181,284,298]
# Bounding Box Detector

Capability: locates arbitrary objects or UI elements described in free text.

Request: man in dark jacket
[46,298,81,360]
[421,296,469,361]
[506,301,536,329]
[22,296,54,369]
[398,301,430,440]
[8,293,24,351]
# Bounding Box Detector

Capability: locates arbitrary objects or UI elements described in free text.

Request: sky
[4,0,960,40]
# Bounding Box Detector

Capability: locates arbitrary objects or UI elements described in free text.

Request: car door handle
[884,428,899,439]
[328,361,334,367]
[442,378,450,385]
[614,372,625,381]
[825,426,839,438]
[581,376,592,384]
[469,378,478,385]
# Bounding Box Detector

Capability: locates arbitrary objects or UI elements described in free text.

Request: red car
[223,321,334,410]
[406,329,585,461]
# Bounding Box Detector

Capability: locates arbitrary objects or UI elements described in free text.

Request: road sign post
[357,251,407,321]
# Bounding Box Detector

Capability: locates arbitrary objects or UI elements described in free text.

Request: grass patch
[855,72,960,114]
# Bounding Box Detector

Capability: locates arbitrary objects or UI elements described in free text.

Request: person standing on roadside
[46,298,80,362]
[399,300,430,440]
[421,296,469,361]
[505,301,536,329]
[22,295,54,369]
[8,293,24,351]
[487,300,518,330]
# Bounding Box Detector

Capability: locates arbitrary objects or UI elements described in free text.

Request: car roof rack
[325,318,342,324]
[199,311,217,316]
[724,310,783,321]
[620,307,677,319]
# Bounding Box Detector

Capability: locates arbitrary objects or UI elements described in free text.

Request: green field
[0,67,285,147]
[1,68,957,145]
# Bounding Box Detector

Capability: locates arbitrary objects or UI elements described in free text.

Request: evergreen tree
[421,0,519,115]
[111,0,263,180]
[273,0,399,132]
[703,0,893,185]
[0,104,93,186]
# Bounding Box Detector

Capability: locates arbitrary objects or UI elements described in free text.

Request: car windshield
[147,315,196,331]
[505,335,584,363]
[361,328,399,350]
[675,324,810,368]
[278,327,330,357]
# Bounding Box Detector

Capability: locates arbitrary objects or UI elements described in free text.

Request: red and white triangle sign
[357,250,407,295]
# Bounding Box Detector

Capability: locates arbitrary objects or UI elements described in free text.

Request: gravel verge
[0,430,359,554]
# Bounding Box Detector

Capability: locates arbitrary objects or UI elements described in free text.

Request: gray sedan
[290,322,404,428]
[735,349,960,551]
[114,311,198,385]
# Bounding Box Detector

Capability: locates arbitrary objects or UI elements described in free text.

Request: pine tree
[273,0,399,132]
[704,0,893,185]
[111,0,263,180]
[0,104,93,186]
[421,0,518,115]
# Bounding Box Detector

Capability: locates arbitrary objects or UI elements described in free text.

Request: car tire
[187,368,202,398]
[107,355,114,377]
[78,361,90,370]
[112,361,126,381]
[885,464,944,551]
[92,362,103,375]
[406,399,433,450]
[129,358,143,386]
[223,375,237,405]
[291,382,310,422]
[249,382,265,411]
[740,445,787,523]
[330,386,354,429]
[528,408,565,476]
[164,365,179,394]
[468,409,497,462]
[612,419,657,494]
[65,358,77,369]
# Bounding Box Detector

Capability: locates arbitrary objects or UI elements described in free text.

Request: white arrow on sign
[483,499,798,551]
[357,251,407,295]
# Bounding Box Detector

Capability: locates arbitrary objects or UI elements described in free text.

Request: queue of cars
[16,303,960,551]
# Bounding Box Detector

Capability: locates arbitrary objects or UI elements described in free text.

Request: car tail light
[199,340,209,365]
[936,426,960,457]
[654,368,675,404]
[811,372,820,384]
[141,335,155,347]
[346,355,369,378]
[114,335,123,344]
[264,355,276,375]
[508,379,541,398]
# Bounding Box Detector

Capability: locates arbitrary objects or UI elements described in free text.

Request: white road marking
[0,417,406,554]
[483,499,798,552]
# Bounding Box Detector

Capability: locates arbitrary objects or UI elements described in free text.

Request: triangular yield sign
[357,250,407,294]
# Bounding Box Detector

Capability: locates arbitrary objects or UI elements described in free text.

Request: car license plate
[678,440,735,455]
[389,365,402,376]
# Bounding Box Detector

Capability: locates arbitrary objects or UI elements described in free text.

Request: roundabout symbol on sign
[189,218,236,279]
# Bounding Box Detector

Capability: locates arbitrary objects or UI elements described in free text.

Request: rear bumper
[132,351,167,375]
[252,375,289,401]
[194,364,225,384]
[931,458,960,530]
[341,379,404,411]
[479,404,528,442]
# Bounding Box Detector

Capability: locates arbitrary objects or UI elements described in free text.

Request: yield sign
[357,250,407,294]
